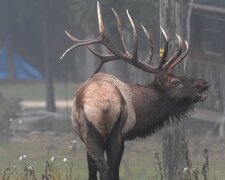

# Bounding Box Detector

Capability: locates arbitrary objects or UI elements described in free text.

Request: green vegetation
[0,134,159,180]
[0,82,79,101]
[0,134,225,180]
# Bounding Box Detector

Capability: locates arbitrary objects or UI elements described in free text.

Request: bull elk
[61,2,209,180]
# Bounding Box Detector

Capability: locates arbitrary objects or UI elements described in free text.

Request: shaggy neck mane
[125,83,194,140]
[152,83,195,127]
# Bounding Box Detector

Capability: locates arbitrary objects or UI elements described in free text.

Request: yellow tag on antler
[160,48,164,57]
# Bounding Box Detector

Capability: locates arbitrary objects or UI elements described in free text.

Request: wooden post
[160,0,187,179]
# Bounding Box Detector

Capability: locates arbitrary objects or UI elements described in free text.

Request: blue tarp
[0,49,43,80]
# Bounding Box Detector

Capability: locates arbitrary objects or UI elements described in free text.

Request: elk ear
[156,75,162,85]
[156,73,167,86]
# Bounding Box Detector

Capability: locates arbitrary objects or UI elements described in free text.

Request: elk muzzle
[194,79,209,102]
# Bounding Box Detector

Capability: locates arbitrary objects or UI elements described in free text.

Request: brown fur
[72,72,208,140]
[73,77,123,138]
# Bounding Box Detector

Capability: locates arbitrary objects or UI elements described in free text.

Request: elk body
[61,2,209,180]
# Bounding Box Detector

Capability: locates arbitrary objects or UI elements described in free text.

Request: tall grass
[1,146,216,180]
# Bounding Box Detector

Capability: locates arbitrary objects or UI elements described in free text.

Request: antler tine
[168,41,189,73]
[112,8,129,55]
[163,34,182,69]
[97,1,104,33]
[60,1,106,60]
[60,31,102,60]
[158,27,169,69]
[126,10,138,60]
[141,24,153,64]
[64,30,79,42]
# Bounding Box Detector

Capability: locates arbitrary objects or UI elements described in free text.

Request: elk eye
[171,79,183,87]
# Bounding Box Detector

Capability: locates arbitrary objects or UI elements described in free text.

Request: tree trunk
[219,106,225,138]
[42,0,56,112]
[5,0,16,81]
[160,0,187,180]
[6,34,15,81]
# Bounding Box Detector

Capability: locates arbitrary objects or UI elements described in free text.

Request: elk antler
[60,1,188,75]
[163,36,189,73]
[167,41,189,72]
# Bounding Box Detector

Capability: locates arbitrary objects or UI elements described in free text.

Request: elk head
[155,73,209,105]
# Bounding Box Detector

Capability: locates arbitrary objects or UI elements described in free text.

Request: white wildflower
[183,167,189,173]
[19,154,27,161]
[50,156,55,162]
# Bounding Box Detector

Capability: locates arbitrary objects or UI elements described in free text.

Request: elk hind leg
[80,109,112,180]
[106,140,124,180]
[106,104,127,180]
[85,127,112,180]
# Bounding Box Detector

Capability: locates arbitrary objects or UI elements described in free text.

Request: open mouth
[194,86,209,102]
[196,92,208,102]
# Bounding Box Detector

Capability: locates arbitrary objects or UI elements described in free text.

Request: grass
[0,133,161,180]
[0,81,80,101]
[1,133,225,179]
